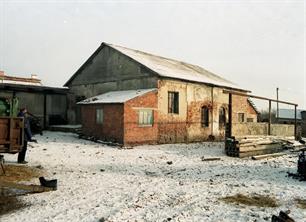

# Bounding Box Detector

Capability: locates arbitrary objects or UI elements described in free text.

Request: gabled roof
[278,109,304,120]
[65,42,249,92]
[247,98,260,114]
[77,88,157,105]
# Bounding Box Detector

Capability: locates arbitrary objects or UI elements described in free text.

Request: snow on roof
[1,79,42,86]
[77,88,157,105]
[107,43,247,91]
[278,108,303,120]
[1,72,42,86]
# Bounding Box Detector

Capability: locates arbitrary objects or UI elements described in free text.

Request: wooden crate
[0,117,24,153]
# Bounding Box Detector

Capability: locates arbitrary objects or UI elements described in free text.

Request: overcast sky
[0,0,305,110]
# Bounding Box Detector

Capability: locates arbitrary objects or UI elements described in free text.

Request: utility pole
[276,87,279,121]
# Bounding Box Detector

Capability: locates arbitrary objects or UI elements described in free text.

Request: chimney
[31,74,38,79]
[0,71,4,77]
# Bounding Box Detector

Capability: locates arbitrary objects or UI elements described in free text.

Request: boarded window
[247,118,254,122]
[168,92,179,114]
[219,107,226,127]
[238,113,245,122]
[139,109,153,126]
[96,109,103,124]
[201,106,209,127]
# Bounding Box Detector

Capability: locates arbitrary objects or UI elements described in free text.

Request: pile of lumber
[225,135,297,158]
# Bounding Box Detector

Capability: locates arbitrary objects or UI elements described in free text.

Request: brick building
[66,43,258,145]
[78,89,158,145]
[0,71,68,128]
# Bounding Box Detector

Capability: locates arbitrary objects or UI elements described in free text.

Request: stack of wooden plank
[225,136,296,158]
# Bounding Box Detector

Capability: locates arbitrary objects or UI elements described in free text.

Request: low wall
[232,122,295,137]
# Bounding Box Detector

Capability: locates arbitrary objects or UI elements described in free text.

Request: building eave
[0,83,68,94]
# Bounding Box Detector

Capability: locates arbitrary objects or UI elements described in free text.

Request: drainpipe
[211,87,214,136]
[268,100,271,135]
[228,93,232,138]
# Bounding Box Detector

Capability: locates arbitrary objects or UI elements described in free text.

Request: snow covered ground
[1,131,306,222]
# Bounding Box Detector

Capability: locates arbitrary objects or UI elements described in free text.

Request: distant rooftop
[77,88,157,105]
[278,108,304,120]
[0,70,42,86]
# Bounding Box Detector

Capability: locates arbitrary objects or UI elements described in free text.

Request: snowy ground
[1,131,306,222]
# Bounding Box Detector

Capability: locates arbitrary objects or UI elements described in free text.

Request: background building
[0,71,68,128]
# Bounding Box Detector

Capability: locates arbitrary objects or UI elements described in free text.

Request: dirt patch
[220,193,279,208]
[295,198,306,209]
[0,164,42,183]
[0,164,44,216]
[0,194,28,216]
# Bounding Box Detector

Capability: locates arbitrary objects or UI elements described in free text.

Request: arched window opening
[219,107,226,128]
[201,106,209,127]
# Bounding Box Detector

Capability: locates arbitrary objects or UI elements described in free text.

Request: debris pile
[225,136,300,158]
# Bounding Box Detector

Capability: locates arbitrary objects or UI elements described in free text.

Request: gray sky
[0,0,305,110]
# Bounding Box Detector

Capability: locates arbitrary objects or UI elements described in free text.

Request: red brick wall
[80,92,258,145]
[186,101,214,142]
[80,104,124,144]
[232,95,258,123]
[124,91,158,145]
[158,120,188,143]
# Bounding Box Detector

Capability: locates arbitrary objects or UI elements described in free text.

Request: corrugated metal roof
[278,109,303,120]
[77,88,157,105]
[107,43,246,91]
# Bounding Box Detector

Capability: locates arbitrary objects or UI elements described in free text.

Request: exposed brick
[81,104,124,144]
[124,91,158,146]
[80,91,258,145]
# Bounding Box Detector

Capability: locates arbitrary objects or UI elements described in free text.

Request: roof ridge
[105,42,239,88]
[66,42,248,92]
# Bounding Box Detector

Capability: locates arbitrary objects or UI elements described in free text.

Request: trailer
[0,117,24,153]
[0,97,24,154]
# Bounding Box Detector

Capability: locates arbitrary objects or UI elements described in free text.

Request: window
[139,109,153,126]
[238,113,245,123]
[168,92,179,114]
[247,118,254,122]
[219,107,226,127]
[96,109,103,124]
[201,106,209,127]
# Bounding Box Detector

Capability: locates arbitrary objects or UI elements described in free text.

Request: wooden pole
[276,87,279,120]
[223,89,297,106]
[294,105,297,140]
[268,100,271,135]
[43,93,47,129]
